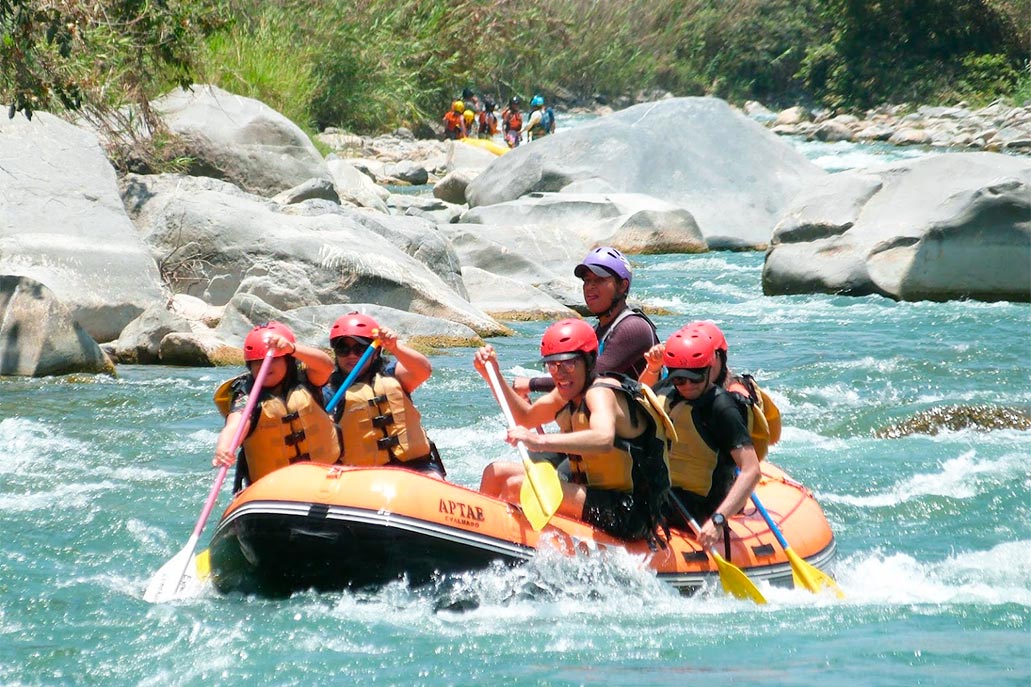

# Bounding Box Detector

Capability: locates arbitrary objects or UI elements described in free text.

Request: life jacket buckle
[368,394,388,406]
[284,429,307,446]
[371,413,394,428]
[282,411,300,423]
[376,435,400,450]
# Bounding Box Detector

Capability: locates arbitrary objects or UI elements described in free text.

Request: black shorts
[581,488,649,541]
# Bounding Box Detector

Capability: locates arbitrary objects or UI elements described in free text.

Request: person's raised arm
[378,326,431,393]
[638,343,666,387]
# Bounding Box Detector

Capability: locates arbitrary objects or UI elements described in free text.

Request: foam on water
[821,449,1026,507]
[836,540,1031,606]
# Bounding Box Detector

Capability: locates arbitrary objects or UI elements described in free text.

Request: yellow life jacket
[656,386,720,496]
[727,374,781,460]
[337,372,431,466]
[556,375,675,492]
[240,385,342,482]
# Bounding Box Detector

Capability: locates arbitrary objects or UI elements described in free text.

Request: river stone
[464,97,824,249]
[433,170,474,204]
[461,266,578,321]
[214,294,483,354]
[119,173,502,335]
[153,84,332,197]
[111,304,193,364]
[0,111,166,342]
[764,152,1031,302]
[0,275,114,376]
[460,192,706,254]
[326,158,389,213]
[272,178,340,205]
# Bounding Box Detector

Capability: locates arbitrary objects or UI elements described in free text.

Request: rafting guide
[475,319,674,545]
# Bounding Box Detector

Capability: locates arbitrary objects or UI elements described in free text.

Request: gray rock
[461,266,577,320]
[153,85,332,197]
[326,158,389,212]
[0,275,114,376]
[461,192,706,254]
[120,173,502,335]
[888,128,933,146]
[433,170,474,204]
[272,178,340,205]
[0,111,166,342]
[112,304,193,364]
[385,160,429,185]
[465,97,824,249]
[813,120,855,142]
[764,152,1031,302]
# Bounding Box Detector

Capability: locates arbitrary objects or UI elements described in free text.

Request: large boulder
[465,97,826,249]
[0,111,166,342]
[0,275,113,376]
[153,85,332,197]
[460,192,706,254]
[763,152,1031,302]
[119,173,505,335]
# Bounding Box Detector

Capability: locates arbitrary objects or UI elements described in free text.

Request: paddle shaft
[192,348,276,538]
[483,363,557,515]
[161,347,276,597]
[325,339,382,413]
[749,491,791,550]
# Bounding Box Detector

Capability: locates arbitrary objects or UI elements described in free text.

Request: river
[1,132,1028,686]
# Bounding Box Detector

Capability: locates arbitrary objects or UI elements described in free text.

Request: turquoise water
[2,249,1028,686]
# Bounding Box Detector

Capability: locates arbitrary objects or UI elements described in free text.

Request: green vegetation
[3,0,1028,142]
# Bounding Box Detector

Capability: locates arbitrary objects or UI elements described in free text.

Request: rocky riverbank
[1,86,1028,377]
[749,100,1031,153]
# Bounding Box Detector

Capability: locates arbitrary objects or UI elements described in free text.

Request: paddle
[484,362,563,531]
[144,346,277,603]
[749,490,845,598]
[325,338,382,413]
[669,493,767,604]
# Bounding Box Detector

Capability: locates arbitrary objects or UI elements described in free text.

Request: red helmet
[685,320,727,353]
[330,311,379,343]
[663,328,715,369]
[243,321,296,362]
[540,318,598,362]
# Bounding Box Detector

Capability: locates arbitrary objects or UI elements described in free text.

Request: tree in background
[0,0,228,168]
[799,0,1027,108]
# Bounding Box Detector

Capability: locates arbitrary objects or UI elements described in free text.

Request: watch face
[712,513,726,526]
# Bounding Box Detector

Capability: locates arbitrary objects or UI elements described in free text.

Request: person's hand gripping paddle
[484,363,563,531]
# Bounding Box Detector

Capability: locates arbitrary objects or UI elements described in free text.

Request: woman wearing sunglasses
[475,318,671,542]
[213,321,341,491]
[643,327,761,551]
[325,312,445,477]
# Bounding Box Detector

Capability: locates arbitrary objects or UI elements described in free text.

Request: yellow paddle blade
[519,459,563,531]
[712,551,768,604]
[194,548,211,581]
[786,548,845,598]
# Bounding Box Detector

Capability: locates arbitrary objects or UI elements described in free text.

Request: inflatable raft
[205,462,835,597]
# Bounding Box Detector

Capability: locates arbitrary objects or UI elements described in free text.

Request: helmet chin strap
[597,292,627,320]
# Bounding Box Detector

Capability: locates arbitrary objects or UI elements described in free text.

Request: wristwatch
[711,512,727,528]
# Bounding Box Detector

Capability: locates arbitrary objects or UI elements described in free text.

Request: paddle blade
[143,537,198,603]
[519,459,563,531]
[786,547,845,598]
[712,552,768,604]
[194,548,211,581]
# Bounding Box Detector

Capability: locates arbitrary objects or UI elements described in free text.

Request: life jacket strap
[284,429,307,446]
[371,413,394,429]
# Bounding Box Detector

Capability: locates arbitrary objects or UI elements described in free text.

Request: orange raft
[206,462,836,597]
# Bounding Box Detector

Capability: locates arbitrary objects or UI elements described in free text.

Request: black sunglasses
[332,341,370,356]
